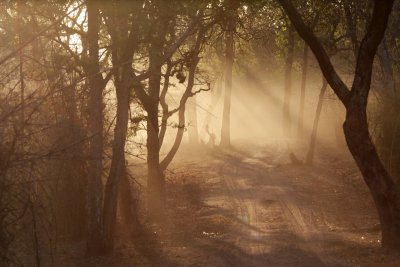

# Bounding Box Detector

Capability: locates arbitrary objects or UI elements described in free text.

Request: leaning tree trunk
[159,98,187,171]
[305,78,327,164]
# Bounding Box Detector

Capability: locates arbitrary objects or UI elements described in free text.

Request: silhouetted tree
[278,0,400,251]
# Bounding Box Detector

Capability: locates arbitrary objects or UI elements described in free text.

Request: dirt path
[210,149,332,266]
[153,144,395,267]
[62,144,399,266]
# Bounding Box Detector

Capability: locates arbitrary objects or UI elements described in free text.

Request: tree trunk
[102,74,130,253]
[332,104,345,147]
[344,105,400,250]
[147,109,164,220]
[278,0,400,251]
[378,38,396,96]
[145,2,171,221]
[159,99,187,171]
[343,1,359,58]
[297,43,309,137]
[147,49,164,220]
[118,172,140,234]
[60,83,87,240]
[220,1,237,147]
[160,58,199,171]
[220,29,233,147]
[306,78,327,164]
[159,65,172,149]
[86,0,104,255]
[187,96,199,146]
[283,25,295,137]
[159,28,204,171]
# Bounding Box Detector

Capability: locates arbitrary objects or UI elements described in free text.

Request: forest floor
[61,141,400,266]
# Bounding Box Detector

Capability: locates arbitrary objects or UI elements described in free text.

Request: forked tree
[278,0,400,251]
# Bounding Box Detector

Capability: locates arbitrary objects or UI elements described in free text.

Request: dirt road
[151,144,395,267]
[208,147,339,266]
[63,144,399,266]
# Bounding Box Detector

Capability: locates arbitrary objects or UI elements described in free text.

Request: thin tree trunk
[159,101,187,171]
[305,78,328,164]
[159,46,201,170]
[159,65,172,149]
[297,43,309,137]
[17,0,25,133]
[147,48,164,220]
[102,73,130,253]
[145,2,171,220]
[187,97,199,146]
[378,38,396,96]
[86,0,104,255]
[118,172,140,234]
[147,108,164,220]
[204,74,223,127]
[220,29,233,147]
[343,1,359,58]
[220,0,237,147]
[283,25,295,137]
[60,82,87,239]
[93,1,138,253]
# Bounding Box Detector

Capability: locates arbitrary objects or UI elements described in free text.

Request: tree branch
[277,0,351,105]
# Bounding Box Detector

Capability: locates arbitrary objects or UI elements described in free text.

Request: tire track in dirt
[218,161,267,267]
[257,152,342,267]
[213,150,338,266]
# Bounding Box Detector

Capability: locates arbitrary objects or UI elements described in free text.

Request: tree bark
[306,78,328,164]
